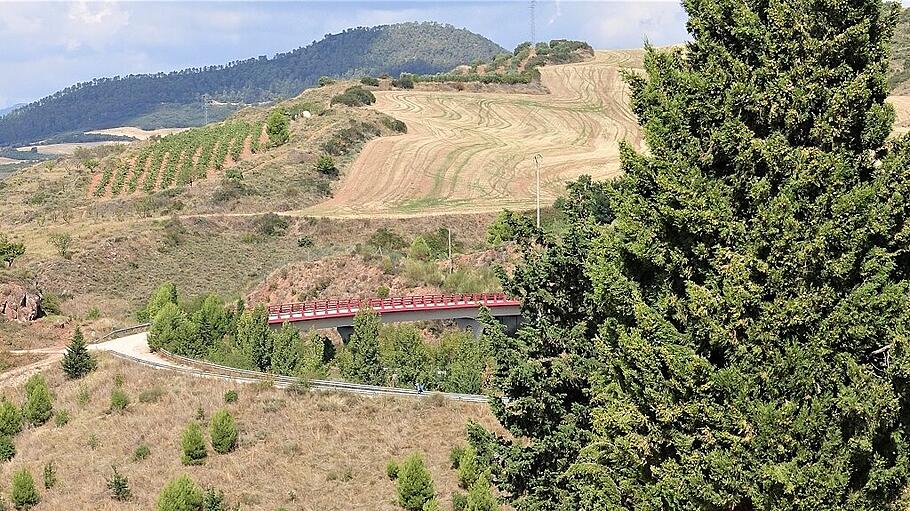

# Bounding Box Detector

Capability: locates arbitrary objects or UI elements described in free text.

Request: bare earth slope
[307,50,645,216]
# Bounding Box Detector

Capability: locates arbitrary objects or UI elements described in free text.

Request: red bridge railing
[267,293,519,324]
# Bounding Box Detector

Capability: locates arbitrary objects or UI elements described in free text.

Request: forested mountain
[0,22,504,147]
[0,104,25,118]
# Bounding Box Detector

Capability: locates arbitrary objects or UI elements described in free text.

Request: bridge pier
[498,315,521,336]
[455,318,483,338]
[337,326,354,343]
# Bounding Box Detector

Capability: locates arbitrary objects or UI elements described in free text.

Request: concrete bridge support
[337,325,354,344]
[455,318,484,338]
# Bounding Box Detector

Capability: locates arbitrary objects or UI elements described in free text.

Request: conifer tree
[479,1,910,510]
[10,468,39,510]
[236,305,272,372]
[61,327,96,379]
[342,309,384,385]
[22,375,52,427]
[396,452,435,511]
[180,422,207,466]
[209,410,237,454]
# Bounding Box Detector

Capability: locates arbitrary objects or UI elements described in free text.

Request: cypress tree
[396,452,435,511]
[22,375,52,427]
[481,1,910,510]
[180,422,207,466]
[236,304,272,372]
[343,309,384,385]
[61,327,96,379]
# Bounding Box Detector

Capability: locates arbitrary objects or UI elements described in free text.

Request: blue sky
[0,1,685,109]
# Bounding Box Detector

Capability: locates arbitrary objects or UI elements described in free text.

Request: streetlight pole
[535,155,541,228]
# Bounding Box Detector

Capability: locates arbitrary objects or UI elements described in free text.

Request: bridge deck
[267,293,520,325]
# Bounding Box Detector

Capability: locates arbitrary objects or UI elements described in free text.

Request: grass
[0,355,500,510]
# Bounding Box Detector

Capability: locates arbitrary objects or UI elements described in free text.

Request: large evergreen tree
[481,1,910,510]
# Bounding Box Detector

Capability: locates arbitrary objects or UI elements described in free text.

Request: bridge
[267,293,521,341]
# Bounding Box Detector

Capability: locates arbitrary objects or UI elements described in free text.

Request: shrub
[0,436,15,462]
[180,422,207,465]
[138,386,166,404]
[330,86,376,107]
[361,76,380,86]
[386,459,399,480]
[377,285,390,298]
[223,390,238,404]
[449,445,466,469]
[266,110,290,148]
[297,235,314,248]
[369,227,407,252]
[110,387,130,413]
[87,433,100,450]
[23,375,52,427]
[396,452,435,511]
[422,499,441,511]
[392,76,415,89]
[313,155,338,177]
[76,383,90,407]
[254,213,289,237]
[457,445,480,489]
[317,76,335,87]
[0,400,21,436]
[133,444,151,461]
[452,493,468,511]
[49,233,73,259]
[61,327,96,379]
[202,487,234,511]
[465,474,500,511]
[86,306,101,320]
[42,462,55,490]
[156,475,202,511]
[10,469,38,510]
[113,373,124,387]
[40,292,62,316]
[381,116,407,133]
[53,410,69,427]
[107,466,131,501]
[209,410,238,454]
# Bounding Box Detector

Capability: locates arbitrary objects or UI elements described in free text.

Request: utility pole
[533,153,542,228]
[203,94,209,125]
[530,0,536,44]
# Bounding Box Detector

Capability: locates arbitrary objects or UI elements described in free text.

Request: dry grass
[85,127,188,141]
[0,355,499,510]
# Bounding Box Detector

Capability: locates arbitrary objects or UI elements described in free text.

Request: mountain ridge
[0,22,505,147]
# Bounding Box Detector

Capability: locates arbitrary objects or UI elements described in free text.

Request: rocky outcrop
[0,281,42,322]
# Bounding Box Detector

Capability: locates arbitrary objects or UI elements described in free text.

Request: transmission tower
[530,0,536,44]
[203,94,209,125]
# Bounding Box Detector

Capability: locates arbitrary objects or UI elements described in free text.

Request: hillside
[891,8,910,92]
[307,50,645,217]
[0,22,505,147]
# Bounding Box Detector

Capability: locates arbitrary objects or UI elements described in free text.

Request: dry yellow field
[86,126,189,140]
[307,50,646,216]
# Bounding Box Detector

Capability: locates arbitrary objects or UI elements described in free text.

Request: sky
[1,1,687,110]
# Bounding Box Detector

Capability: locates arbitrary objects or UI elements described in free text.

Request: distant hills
[891,8,910,93]
[0,22,505,147]
[0,104,25,118]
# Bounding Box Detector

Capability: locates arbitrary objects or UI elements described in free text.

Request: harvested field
[15,141,131,156]
[0,157,18,165]
[307,49,646,216]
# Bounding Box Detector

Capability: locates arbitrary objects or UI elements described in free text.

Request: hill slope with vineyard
[0,22,504,147]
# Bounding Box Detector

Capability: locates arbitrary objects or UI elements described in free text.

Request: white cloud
[64,1,130,51]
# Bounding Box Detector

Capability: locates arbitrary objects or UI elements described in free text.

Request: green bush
[381,116,407,133]
[53,410,69,428]
[313,155,338,177]
[133,444,151,461]
[10,469,39,510]
[76,383,90,407]
[201,487,234,511]
[392,76,415,89]
[457,445,480,489]
[23,375,52,427]
[61,327,96,379]
[449,445,466,469]
[360,76,380,86]
[42,462,55,490]
[396,452,435,511]
[0,400,21,436]
[180,422,207,465]
[156,475,202,511]
[209,410,238,454]
[223,390,238,404]
[107,466,131,501]
[39,292,62,316]
[110,388,130,413]
[266,110,290,148]
[0,436,15,462]
[386,459,399,480]
[452,493,468,511]
[377,285,390,298]
[317,76,335,87]
[141,282,179,322]
[422,499,441,511]
[465,474,500,511]
[330,86,376,107]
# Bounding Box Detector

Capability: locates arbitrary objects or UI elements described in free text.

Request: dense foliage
[477,1,910,510]
[330,86,377,107]
[0,22,504,146]
[412,39,593,85]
